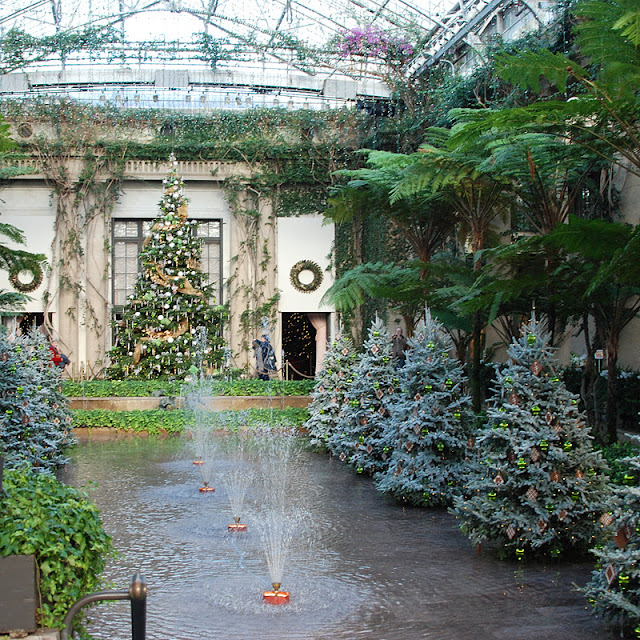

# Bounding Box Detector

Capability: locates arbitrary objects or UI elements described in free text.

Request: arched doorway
[282,312,316,379]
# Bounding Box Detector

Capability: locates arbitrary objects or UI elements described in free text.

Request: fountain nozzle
[263,583,289,604]
[199,481,215,493]
[228,516,247,532]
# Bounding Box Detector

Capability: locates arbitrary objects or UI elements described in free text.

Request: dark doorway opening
[282,312,316,379]
[18,312,46,334]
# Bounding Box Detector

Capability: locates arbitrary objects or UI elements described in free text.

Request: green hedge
[72,407,310,434]
[598,440,640,486]
[62,378,315,397]
[0,469,114,631]
[562,366,640,431]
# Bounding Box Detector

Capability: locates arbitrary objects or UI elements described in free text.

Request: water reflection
[60,435,614,640]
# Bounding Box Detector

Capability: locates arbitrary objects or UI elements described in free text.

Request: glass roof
[0,0,479,109]
[0,0,458,43]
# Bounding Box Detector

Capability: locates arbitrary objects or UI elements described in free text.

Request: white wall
[0,181,54,312]
[277,215,334,312]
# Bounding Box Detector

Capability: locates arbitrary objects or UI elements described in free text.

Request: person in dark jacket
[391,327,407,369]
[253,333,277,380]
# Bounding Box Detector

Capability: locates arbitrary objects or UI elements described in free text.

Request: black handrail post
[61,572,146,640]
[129,571,146,640]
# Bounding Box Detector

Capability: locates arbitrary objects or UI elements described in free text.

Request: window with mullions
[112,219,222,308]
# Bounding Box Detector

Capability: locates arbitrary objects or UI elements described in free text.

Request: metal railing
[61,572,146,640]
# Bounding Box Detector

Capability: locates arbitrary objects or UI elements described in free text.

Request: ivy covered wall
[0,99,376,373]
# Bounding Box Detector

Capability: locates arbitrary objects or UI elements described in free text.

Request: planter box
[0,554,37,633]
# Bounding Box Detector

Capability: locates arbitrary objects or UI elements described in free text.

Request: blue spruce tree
[328,317,400,475]
[583,454,640,636]
[0,330,74,471]
[374,311,474,506]
[304,330,356,450]
[451,314,610,561]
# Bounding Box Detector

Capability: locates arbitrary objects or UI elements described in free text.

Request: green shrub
[562,365,640,432]
[71,407,310,433]
[72,409,190,434]
[62,378,315,397]
[598,440,640,485]
[0,469,114,631]
[0,330,74,471]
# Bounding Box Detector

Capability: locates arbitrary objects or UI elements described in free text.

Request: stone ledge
[0,630,59,640]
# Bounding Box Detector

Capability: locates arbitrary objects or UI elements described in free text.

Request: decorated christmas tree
[107,160,224,378]
[0,330,74,471]
[327,317,400,475]
[374,311,474,506]
[583,455,640,636]
[451,313,610,561]
[304,330,357,450]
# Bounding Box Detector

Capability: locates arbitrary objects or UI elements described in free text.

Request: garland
[290,259,323,293]
[9,261,43,292]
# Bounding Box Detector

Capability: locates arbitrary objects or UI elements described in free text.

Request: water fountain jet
[255,427,308,605]
[220,432,252,530]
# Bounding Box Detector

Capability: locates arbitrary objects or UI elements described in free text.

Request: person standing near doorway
[391,327,407,369]
[253,333,277,380]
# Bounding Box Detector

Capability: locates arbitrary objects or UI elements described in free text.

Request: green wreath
[9,261,44,293]
[290,260,323,293]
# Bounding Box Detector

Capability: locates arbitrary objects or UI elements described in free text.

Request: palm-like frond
[612,9,640,46]
[331,153,458,262]
[321,262,418,312]
[495,48,587,93]
[577,0,640,63]
[544,215,631,261]
[0,290,32,310]
[0,221,47,275]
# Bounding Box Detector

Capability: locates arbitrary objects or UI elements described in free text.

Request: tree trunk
[605,332,619,443]
[470,310,483,413]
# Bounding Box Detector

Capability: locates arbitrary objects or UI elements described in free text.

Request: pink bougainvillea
[337,24,414,61]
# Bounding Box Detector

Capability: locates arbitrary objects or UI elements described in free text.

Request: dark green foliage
[598,441,640,486]
[0,469,114,630]
[563,367,640,433]
[72,407,309,433]
[61,378,315,397]
[0,330,74,471]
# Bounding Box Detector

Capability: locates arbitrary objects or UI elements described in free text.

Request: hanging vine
[0,98,370,365]
[6,101,128,349]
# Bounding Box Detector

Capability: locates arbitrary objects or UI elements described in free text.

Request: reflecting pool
[60,433,614,640]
